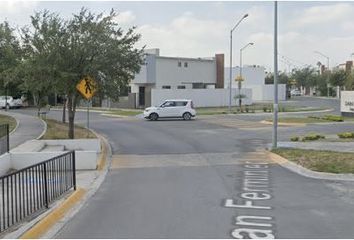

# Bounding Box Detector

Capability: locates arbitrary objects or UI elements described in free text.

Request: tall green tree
[291,67,318,91]
[19,11,64,113]
[0,21,22,97]
[48,8,143,138]
[329,70,348,88]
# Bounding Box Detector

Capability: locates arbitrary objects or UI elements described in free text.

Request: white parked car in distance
[290,89,301,96]
[144,99,196,121]
[0,96,23,109]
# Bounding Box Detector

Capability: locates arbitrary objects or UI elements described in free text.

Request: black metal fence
[0,151,76,233]
[0,124,9,155]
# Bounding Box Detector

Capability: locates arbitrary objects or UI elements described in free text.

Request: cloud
[136,13,228,58]
[291,3,354,27]
[113,11,136,25]
[0,1,38,14]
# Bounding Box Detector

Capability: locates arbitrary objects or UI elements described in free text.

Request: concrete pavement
[0,110,46,149]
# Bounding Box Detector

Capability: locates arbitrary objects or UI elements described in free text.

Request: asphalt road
[12,97,354,238]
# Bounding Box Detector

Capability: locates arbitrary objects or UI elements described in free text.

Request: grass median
[272,148,354,174]
[0,114,17,132]
[265,117,331,124]
[41,119,96,139]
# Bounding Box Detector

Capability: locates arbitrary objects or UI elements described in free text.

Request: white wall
[155,57,216,89]
[225,66,266,87]
[44,139,101,152]
[0,153,11,176]
[246,84,287,101]
[151,89,252,107]
[10,151,98,171]
[261,84,287,101]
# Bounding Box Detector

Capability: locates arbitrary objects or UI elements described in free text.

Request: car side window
[175,101,187,107]
[162,101,175,107]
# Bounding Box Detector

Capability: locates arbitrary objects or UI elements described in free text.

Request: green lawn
[272,148,354,174]
[41,119,97,139]
[196,104,326,115]
[0,114,17,132]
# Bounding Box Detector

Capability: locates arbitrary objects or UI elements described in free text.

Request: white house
[129,49,285,108]
[129,49,251,108]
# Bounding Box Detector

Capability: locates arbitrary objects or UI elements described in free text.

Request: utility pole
[272,1,278,149]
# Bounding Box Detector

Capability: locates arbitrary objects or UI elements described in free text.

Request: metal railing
[0,151,76,233]
[0,124,9,155]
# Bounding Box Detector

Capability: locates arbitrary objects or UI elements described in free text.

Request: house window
[177,85,186,89]
[178,62,182,67]
[184,62,188,67]
[162,85,171,89]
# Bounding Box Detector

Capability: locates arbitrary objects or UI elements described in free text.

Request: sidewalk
[0,110,46,149]
[0,111,111,239]
[276,141,354,153]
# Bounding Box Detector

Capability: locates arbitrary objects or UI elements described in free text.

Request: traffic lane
[56,164,238,239]
[222,156,354,238]
[89,118,255,155]
[271,165,354,238]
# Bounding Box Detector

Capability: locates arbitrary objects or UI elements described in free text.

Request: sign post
[76,76,97,136]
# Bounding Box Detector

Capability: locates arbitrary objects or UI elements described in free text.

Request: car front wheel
[183,112,192,120]
[149,113,159,121]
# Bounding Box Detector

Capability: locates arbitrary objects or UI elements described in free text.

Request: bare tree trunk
[67,94,76,139]
[62,97,66,123]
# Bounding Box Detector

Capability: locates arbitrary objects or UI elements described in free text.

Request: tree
[291,67,318,94]
[19,11,64,114]
[265,72,289,85]
[48,8,143,138]
[345,72,354,90]
[329,70,348,88]
[0,22,22,97]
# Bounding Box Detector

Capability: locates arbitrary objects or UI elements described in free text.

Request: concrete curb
[42,132,112,239]
[267,151,354,181]
[260,120,305,127]
[10,117,19,135]
[20,188,86,239]
[36,118,48,140]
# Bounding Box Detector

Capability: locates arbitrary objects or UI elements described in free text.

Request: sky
[1,1,354,72]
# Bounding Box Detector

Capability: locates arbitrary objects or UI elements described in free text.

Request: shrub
[245,107,249,113]
[337,132,354,139]
[290,136,299,142]
[323,115,343,122]
[263,106,268,112]
[302,133,325,141]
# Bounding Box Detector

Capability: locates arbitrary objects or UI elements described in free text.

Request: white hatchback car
[144,99,196,121]
[0,96,23,109]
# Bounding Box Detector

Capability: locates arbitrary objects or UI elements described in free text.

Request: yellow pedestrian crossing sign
[76,76,97,100]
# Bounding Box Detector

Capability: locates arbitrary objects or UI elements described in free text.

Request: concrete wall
[246,84,287,101]
[151,88,252,107]
[9,151,98,171]
[0,153,11,176]
[11,152,60,170]
[43,139,101,152]
[225,66,266,87]
[155,57,216,89]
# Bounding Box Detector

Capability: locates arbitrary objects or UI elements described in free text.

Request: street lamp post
[229,13,249,113]
[272,1,278,150]
[314,50,330,97]
[238,42,254,109]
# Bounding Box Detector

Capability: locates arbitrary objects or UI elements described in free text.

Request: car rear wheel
[149,113,159,121]
[183,112,192,120]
